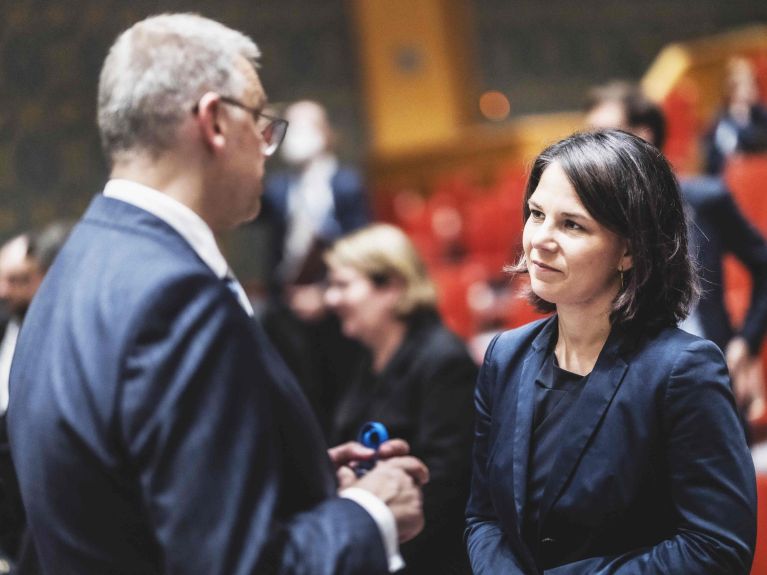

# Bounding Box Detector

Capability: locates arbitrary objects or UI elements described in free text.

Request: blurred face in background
[280,101,329,166]
[585,100,628,132]
[523,162,630,314]
[324,264,402,347]
[0,236,43,318]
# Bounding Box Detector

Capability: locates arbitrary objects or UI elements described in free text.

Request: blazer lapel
[493,318,557,532]
[537,328,629,526]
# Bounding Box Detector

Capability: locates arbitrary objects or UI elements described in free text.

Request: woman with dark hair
[466,130,756,574]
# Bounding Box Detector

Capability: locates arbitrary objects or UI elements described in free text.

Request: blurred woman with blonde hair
[325,223,476,574]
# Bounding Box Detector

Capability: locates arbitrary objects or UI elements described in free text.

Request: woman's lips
[532,260,560,273]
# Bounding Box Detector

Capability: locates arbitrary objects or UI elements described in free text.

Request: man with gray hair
[8,14,427,575]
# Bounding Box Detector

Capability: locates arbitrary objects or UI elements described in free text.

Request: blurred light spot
[479,91,510,121]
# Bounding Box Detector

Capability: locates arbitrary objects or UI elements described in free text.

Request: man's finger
[377,438,410,459]
[328,441,374,468]
[382,456,429,486]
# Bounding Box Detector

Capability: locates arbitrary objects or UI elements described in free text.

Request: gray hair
[97,13,261,163]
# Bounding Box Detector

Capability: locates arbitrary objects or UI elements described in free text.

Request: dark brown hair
[510,129,697,338]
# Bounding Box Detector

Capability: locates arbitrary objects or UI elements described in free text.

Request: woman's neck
[555,306,613,376]
[367,319,408,374]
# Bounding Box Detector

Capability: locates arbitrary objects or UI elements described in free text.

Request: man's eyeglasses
[194,96,289,157]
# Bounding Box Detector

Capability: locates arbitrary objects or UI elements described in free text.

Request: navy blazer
[682,176,767,354]
[466,317,756,574]
[8,195,388,575]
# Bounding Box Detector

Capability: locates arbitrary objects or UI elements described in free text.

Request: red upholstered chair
[751,474,767,574]
[661,79,700,176]
[725,154,767,237]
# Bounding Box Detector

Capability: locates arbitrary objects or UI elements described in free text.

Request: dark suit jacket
[331,311,477,575]
[0,319,24,560]
[683,176,767,354]
[704,104,767,175]
[7,195,388,575]
[466,317,756,574]
[261,165,369,286]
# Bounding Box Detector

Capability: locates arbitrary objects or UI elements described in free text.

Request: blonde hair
[325,224,436,317]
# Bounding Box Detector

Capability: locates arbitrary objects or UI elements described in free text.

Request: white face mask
[280,125,326,165]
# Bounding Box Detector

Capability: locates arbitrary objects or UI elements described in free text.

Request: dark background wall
[475,0,767,116]
[0,0,363,240]
[1,0,766,245]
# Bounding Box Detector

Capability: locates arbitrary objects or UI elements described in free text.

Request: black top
[330,310,477,574]
[523,350,589,564]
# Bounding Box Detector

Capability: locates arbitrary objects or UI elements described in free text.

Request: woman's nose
[530,221,557,252]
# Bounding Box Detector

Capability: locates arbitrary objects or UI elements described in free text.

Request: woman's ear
[620,246,634,272]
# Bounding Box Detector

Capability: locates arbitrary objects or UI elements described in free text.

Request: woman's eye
[529,209,544,220]
[564,219,583,231]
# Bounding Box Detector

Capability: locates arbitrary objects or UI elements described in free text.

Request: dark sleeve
[403,338,477,564]
[703,120,725,175]
[716,189,767,353]
[544,339,757,574]
[737,105,767,152]
[465,335,528,574]
[332,168,370,235]
[119,277,388,575]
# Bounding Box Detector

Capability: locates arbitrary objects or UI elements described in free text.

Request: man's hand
[286,284,326,322]
[726,337,765,415]
[353,457,429,543]
[328,439,413,489]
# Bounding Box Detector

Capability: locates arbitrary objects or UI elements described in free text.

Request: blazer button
[541,537,556,545]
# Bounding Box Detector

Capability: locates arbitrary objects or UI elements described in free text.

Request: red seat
[661,79,700,176]
[752,475,767,574]
[725,154,767,237]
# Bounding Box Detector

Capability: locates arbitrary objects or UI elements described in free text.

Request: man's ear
[195,92,226,151]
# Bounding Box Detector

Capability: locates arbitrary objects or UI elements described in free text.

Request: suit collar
[537,324,629,528]
[103,179,229,279]
[494,316,631,541]
[512,318,556,521]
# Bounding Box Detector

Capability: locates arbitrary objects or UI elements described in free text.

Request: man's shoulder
[680,175,729,209]
[330,166,364,193]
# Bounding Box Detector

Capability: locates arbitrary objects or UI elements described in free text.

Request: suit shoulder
[331,166,364,192]
[629,327,726,376]
[483,317,552,366]
[680,176,729,210]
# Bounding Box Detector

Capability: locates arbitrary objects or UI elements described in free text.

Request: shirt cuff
[340,487,405,572]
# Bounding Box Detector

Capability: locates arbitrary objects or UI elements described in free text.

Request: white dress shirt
[102,179,403,572]
[0,318,20,414]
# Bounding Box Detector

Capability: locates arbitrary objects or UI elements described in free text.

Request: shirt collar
[103,179,229,279]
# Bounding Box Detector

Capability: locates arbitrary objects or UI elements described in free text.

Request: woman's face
[522,162,632,313]
[324,264,401,345]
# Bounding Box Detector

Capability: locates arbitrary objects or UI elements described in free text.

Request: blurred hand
[744,357,766,422]
[353,457,429,542]
[726,337,750,379]
[286,284,326,322]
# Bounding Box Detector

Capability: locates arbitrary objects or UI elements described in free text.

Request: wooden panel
[351,0,473,154]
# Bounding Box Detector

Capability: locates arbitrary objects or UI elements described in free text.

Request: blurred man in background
[0,221,70,574]
[0,233,40,571]
[260,100,370,433]
[586,81,767,439]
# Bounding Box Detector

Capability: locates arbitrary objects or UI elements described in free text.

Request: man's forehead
[235,56,267,107]
[0,237,29,265]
